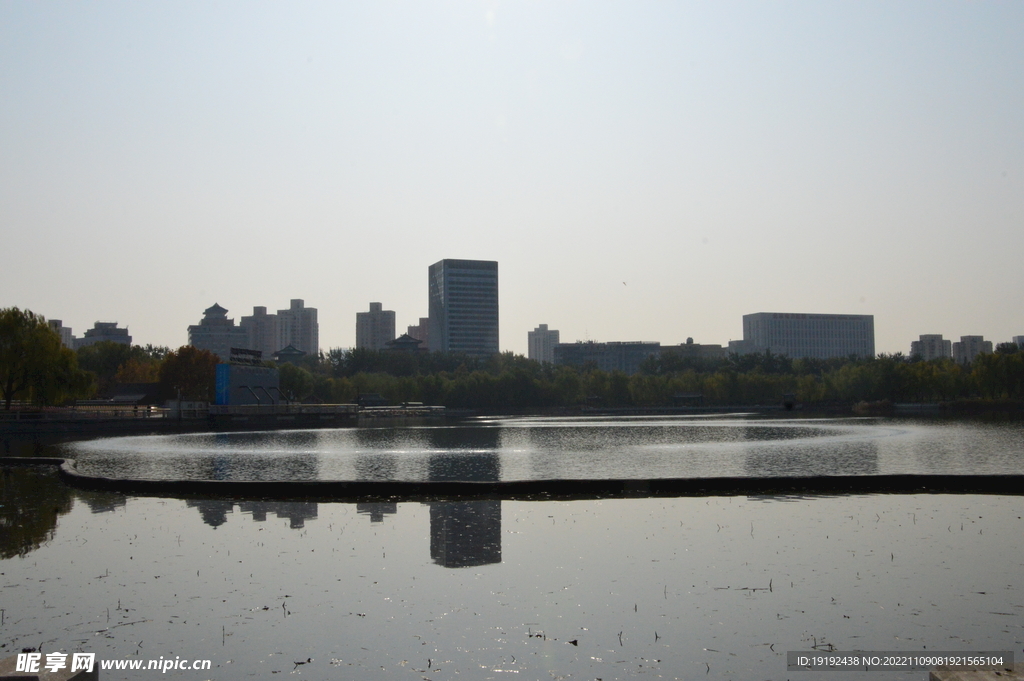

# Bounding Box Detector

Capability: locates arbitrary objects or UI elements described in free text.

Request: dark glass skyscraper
[427,259,499,357]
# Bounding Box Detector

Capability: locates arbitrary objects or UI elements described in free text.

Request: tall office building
[528,324,560,363]
[427,259,499,358]
[188,304,248,362]
[277,299,319,356]
[741,312,875,359]
[240,306,279,358]
[910,334,952,361]
[952,336,992,365]
[356,302,396,350]
[1014,336,1024,350]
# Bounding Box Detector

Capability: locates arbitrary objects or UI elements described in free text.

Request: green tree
[158,346,219,401]
[0,307,92,409]
[279,363,316,402]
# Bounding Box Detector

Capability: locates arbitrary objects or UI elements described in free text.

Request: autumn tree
[0,307,92,409]
[158,346,219,401]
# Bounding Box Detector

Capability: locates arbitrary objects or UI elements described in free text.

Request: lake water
[64,414,1024,481]
[2,415,1022,680]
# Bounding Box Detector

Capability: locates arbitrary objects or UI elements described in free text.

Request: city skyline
[2,3,1022,355]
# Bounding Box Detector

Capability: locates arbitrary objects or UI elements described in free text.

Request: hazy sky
[2,1,1022,355]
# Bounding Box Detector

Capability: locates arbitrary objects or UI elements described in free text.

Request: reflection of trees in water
[185,500,319,529]
[428,500,501,568]
[75,489,128,514]
[743,439,879,477]
[0,466,74,559]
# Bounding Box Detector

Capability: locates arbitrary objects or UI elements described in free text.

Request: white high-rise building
[910,334,952,361]
[277,299,319,356]
[1013,336,1024,350]
[240,306,280,359]
[188,304,248,362]
[356,302,396,350]
[952,336,993,365]
[528,324,559,364]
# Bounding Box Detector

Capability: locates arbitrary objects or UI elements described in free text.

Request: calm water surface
[2,415,1022,680]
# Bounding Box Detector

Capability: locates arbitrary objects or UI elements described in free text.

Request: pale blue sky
[2,1,1022,354]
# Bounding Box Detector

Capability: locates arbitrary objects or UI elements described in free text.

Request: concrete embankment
[3,456,1022,503]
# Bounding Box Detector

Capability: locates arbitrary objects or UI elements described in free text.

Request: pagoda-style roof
[204,303,228,316]
[274,344,307,364]
[386,333,426,352]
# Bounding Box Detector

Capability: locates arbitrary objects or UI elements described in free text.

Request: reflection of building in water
[429,501,501,568]
[425,430,502,567]
[186,500,318,529]
[357,503,397,523]
[186,500,235,528]
[239,502,318,529]
[426,427,501,482]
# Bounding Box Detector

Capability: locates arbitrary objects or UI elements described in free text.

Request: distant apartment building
[356,302,396,350]
[554,341,661,375]
[407,317,430,348]
[188,303,249,362]
[738,312,875,359]
[47,319,74,348]
[528,324,559,364]
[910,334,952,361]
[1014,336,1024,350]
[239,306,279,359]
[74,321,132,350]
[428,259,499,358]
[277,299,319,356]
[952,336,993,365]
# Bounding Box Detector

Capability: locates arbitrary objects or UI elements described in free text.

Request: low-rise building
[75,321,131,349]
[554,341,661,374]
[662,338,725,361]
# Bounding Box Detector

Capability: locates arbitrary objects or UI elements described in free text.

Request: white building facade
[952,336,993,365]
[188,304,249,362]
[240,306,280,359]
[356,302,396,350]
[277,299,319,356]
[910,334,952,361]
[740,312,875,359]
[528,324,559,363]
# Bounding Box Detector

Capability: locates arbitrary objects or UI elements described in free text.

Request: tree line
[2,306,1023,410]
